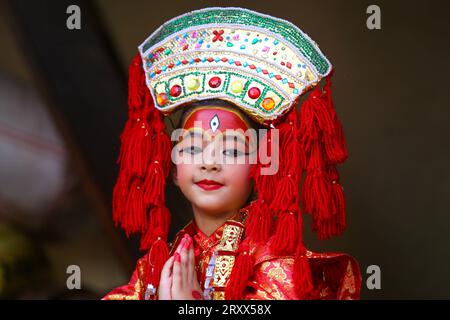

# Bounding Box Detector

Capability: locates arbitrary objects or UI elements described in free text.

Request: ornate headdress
[113,7,348,299]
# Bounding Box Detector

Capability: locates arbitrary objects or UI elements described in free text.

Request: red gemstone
[170,85,182,97]
[208,76,222,88]
[248,87,261,99]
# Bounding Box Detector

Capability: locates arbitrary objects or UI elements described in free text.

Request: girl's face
[172,106,257,217]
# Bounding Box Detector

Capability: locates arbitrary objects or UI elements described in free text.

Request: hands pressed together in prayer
[158,234,203,300]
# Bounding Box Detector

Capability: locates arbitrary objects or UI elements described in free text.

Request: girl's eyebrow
[178,130,204,142]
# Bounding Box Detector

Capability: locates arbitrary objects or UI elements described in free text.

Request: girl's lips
[195,179,224,191]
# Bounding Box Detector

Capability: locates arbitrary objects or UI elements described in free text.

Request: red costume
[103,7,362,300]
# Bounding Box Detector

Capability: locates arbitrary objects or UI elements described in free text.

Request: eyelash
[180,146,246,157]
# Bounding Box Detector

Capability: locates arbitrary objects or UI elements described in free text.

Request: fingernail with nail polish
[174,253,180,262]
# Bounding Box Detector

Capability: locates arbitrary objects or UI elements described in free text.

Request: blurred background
[0,0,448,299]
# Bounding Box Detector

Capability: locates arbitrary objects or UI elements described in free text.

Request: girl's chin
[190,199,231,214]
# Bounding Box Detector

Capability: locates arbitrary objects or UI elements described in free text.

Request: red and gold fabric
[103,212,361,300]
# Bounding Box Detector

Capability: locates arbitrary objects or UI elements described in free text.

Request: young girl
[103,7,361,300]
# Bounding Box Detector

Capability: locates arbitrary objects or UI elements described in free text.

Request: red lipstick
[195,179,224,191]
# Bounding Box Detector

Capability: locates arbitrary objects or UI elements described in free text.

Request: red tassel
[292,206,313,298]
[244,199,272,243]
[143,160,166,206]
[112,53,154,238]
[301,142,329,211]
[270,175,297,213]
[117,115,153,178]
[128,53,145,109]
[254,170,276,204]
[115,177,147,235]
[146,105,172,176]
[327,166,346,237]
[278,108,301,176]
[298,87,321,153]
[145,238,169,288]
[270,211,298,255]
[298,70,349,239]
[321,72,348,164]
[141,205,171,249]
[225,241,253,300]
[293,254,313,299]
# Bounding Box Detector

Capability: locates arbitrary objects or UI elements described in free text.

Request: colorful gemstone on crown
[230,80,244,94]
[261,97,275,110]
[248,87,261,100]
[208,76,222,88]
[170,85,182,97]
[156,92,168,106]
[186,77,200,91]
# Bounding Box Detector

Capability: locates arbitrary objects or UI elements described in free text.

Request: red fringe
[270,175,297,213]
[301,141,330,222]
[299,78,349,239]
[244,199,272,243]
[325,166,346,238]
[115,177,147,235]
[298,87,321,153]
[143,160,165,206]
[278,108,301,176]
[113,53,173,256]
[112,52,152,237]
[147,107,172,176]
[145,238,170,288]
[321,71,348,164]
[116,113,153,178]
[141,205,171,249]
[270,211,298,255]
[293,254,313,299]
[292,209,313,299]
[128,53,145,109]
[225,241,253,300]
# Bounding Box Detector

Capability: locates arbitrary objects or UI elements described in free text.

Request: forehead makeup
[182,106,248,137]
[182,106,250,130]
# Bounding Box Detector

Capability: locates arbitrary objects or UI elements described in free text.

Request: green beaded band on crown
[153,69,286,121]
[141,7,330,75]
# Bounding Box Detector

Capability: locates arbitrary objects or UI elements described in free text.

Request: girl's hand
[158,255,174,300]
[171,234,203,300]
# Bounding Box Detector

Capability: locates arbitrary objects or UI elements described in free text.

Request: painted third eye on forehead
[179,106,258,150]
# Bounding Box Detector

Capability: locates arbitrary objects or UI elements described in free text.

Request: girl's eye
[181,146,202,154]
[223,149,245,157]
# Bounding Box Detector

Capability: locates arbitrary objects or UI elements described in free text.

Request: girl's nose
[201,142,222,171]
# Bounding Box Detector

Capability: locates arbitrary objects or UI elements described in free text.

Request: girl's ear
[171,166,179,186]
